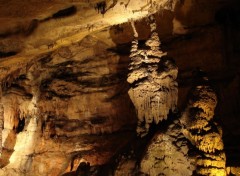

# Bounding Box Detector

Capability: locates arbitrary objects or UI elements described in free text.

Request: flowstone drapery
[127,15,178,137]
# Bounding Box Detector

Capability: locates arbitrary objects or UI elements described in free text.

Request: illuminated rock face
[140,120,195,176]
[138,78,226,176]
[127,16,178,137]
[180,83,227,176]
[0,35,136,175]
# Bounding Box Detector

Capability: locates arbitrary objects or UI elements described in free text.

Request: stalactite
[130,21,138,38]
[127,15,178,137]
[180,79,227,176]
[95,1,107,15]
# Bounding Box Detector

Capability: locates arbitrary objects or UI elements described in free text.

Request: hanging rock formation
[127,15,178,137]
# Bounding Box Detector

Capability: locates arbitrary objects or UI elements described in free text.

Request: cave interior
[0,0,240,176]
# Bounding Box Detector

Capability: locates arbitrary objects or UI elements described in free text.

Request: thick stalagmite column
[127,15,178,137]
[180,80,227,176]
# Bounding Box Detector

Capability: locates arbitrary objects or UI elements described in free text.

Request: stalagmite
[180,76,227,176]
[140,120,195,176]
[127,15,178,137]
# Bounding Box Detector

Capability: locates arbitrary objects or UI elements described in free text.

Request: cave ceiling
[0,0,235,71]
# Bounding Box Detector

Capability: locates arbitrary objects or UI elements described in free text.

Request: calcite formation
[180,81,227,176]
[137,75,227,176]
[0,0,239,175]
[140,120,195,176]
[127,15,178,137]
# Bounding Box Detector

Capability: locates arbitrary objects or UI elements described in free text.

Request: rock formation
[180,76,227,176]
[140,119,195,176]
[113,150,138,176]
[125,73,226,176]
[0,35,137,175]
[127,15,178,137]
[0,0,239,175]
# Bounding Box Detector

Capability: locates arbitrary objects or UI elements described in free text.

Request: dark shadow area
[214,0,240,167]
[215,0,240,66]
[24,19,39,36]
[95,1,106,14]
[0,51,18,58]
[16,118,25,133]
[52,6,77,19]
[223,135,240,166]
